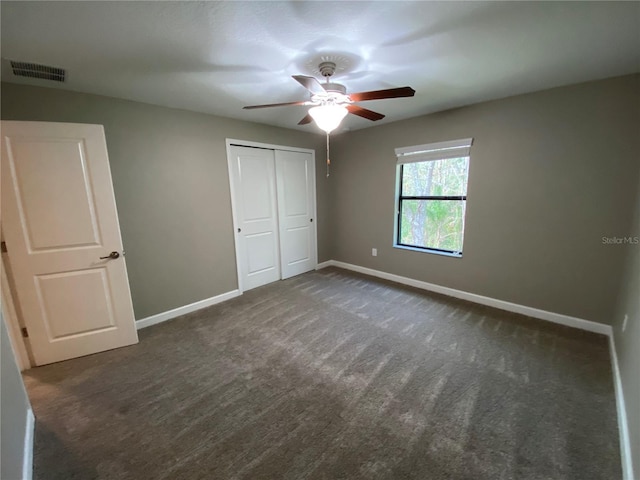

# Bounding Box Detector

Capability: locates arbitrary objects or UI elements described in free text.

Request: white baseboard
[319,260,611,335]
[609,334,635,480]
[315,260,334,270]
[23,408,34,480]
[136,290,241,329]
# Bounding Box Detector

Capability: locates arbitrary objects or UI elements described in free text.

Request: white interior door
[229,145,281,291]
[1,121,138,366]
[276,150,317,279]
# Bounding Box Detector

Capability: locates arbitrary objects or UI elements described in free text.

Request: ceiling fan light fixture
[309,104,348,133]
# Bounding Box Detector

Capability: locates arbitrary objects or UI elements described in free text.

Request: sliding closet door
[229,146,281,291]
[275,150,317,279]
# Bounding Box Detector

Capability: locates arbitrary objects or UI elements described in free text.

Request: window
[394,138,472,256]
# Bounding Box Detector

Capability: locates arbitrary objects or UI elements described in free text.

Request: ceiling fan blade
[292,75,326,95]
[243,100,307,110]
[349,86,416,102]
[347,105,385,121]
[298,113,313,125]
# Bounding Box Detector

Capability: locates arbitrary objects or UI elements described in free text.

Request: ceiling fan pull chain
[326,132,331,177]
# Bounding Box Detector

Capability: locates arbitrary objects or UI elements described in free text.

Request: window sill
[393,244,463,258]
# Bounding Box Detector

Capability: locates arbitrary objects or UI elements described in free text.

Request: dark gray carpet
[24,267,621,480]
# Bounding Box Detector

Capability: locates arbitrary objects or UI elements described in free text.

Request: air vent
[10,61,65,82]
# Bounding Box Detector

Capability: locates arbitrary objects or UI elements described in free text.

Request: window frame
[393,140,472,257]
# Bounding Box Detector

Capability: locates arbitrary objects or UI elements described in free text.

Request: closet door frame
[225,139,317,293]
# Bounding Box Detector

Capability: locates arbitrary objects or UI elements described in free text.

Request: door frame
[225,139,317,293]
[1,248,32,371]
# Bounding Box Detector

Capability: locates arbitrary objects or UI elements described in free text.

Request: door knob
[100,251,120,260]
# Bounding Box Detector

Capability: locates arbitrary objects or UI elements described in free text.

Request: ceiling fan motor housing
[312,87,350,106]
[322,82,347,95]
[316,61,349,103]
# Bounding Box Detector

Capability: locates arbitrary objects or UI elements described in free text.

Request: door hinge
[1,241,7,253]
[21,327,29,338]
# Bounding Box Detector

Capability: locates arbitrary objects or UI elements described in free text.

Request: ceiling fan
[243,61,416,133]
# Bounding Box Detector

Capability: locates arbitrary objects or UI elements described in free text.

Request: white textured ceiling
[1,1,639,133]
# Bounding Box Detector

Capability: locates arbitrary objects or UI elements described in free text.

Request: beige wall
[612,169,640,478]
[329,74,640,325]
[1,77,636,324]
[0,83,327,319]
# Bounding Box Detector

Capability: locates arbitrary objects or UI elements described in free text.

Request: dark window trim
[399,195,467,201]
[395,242,463,256]
[395,163,468,254]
